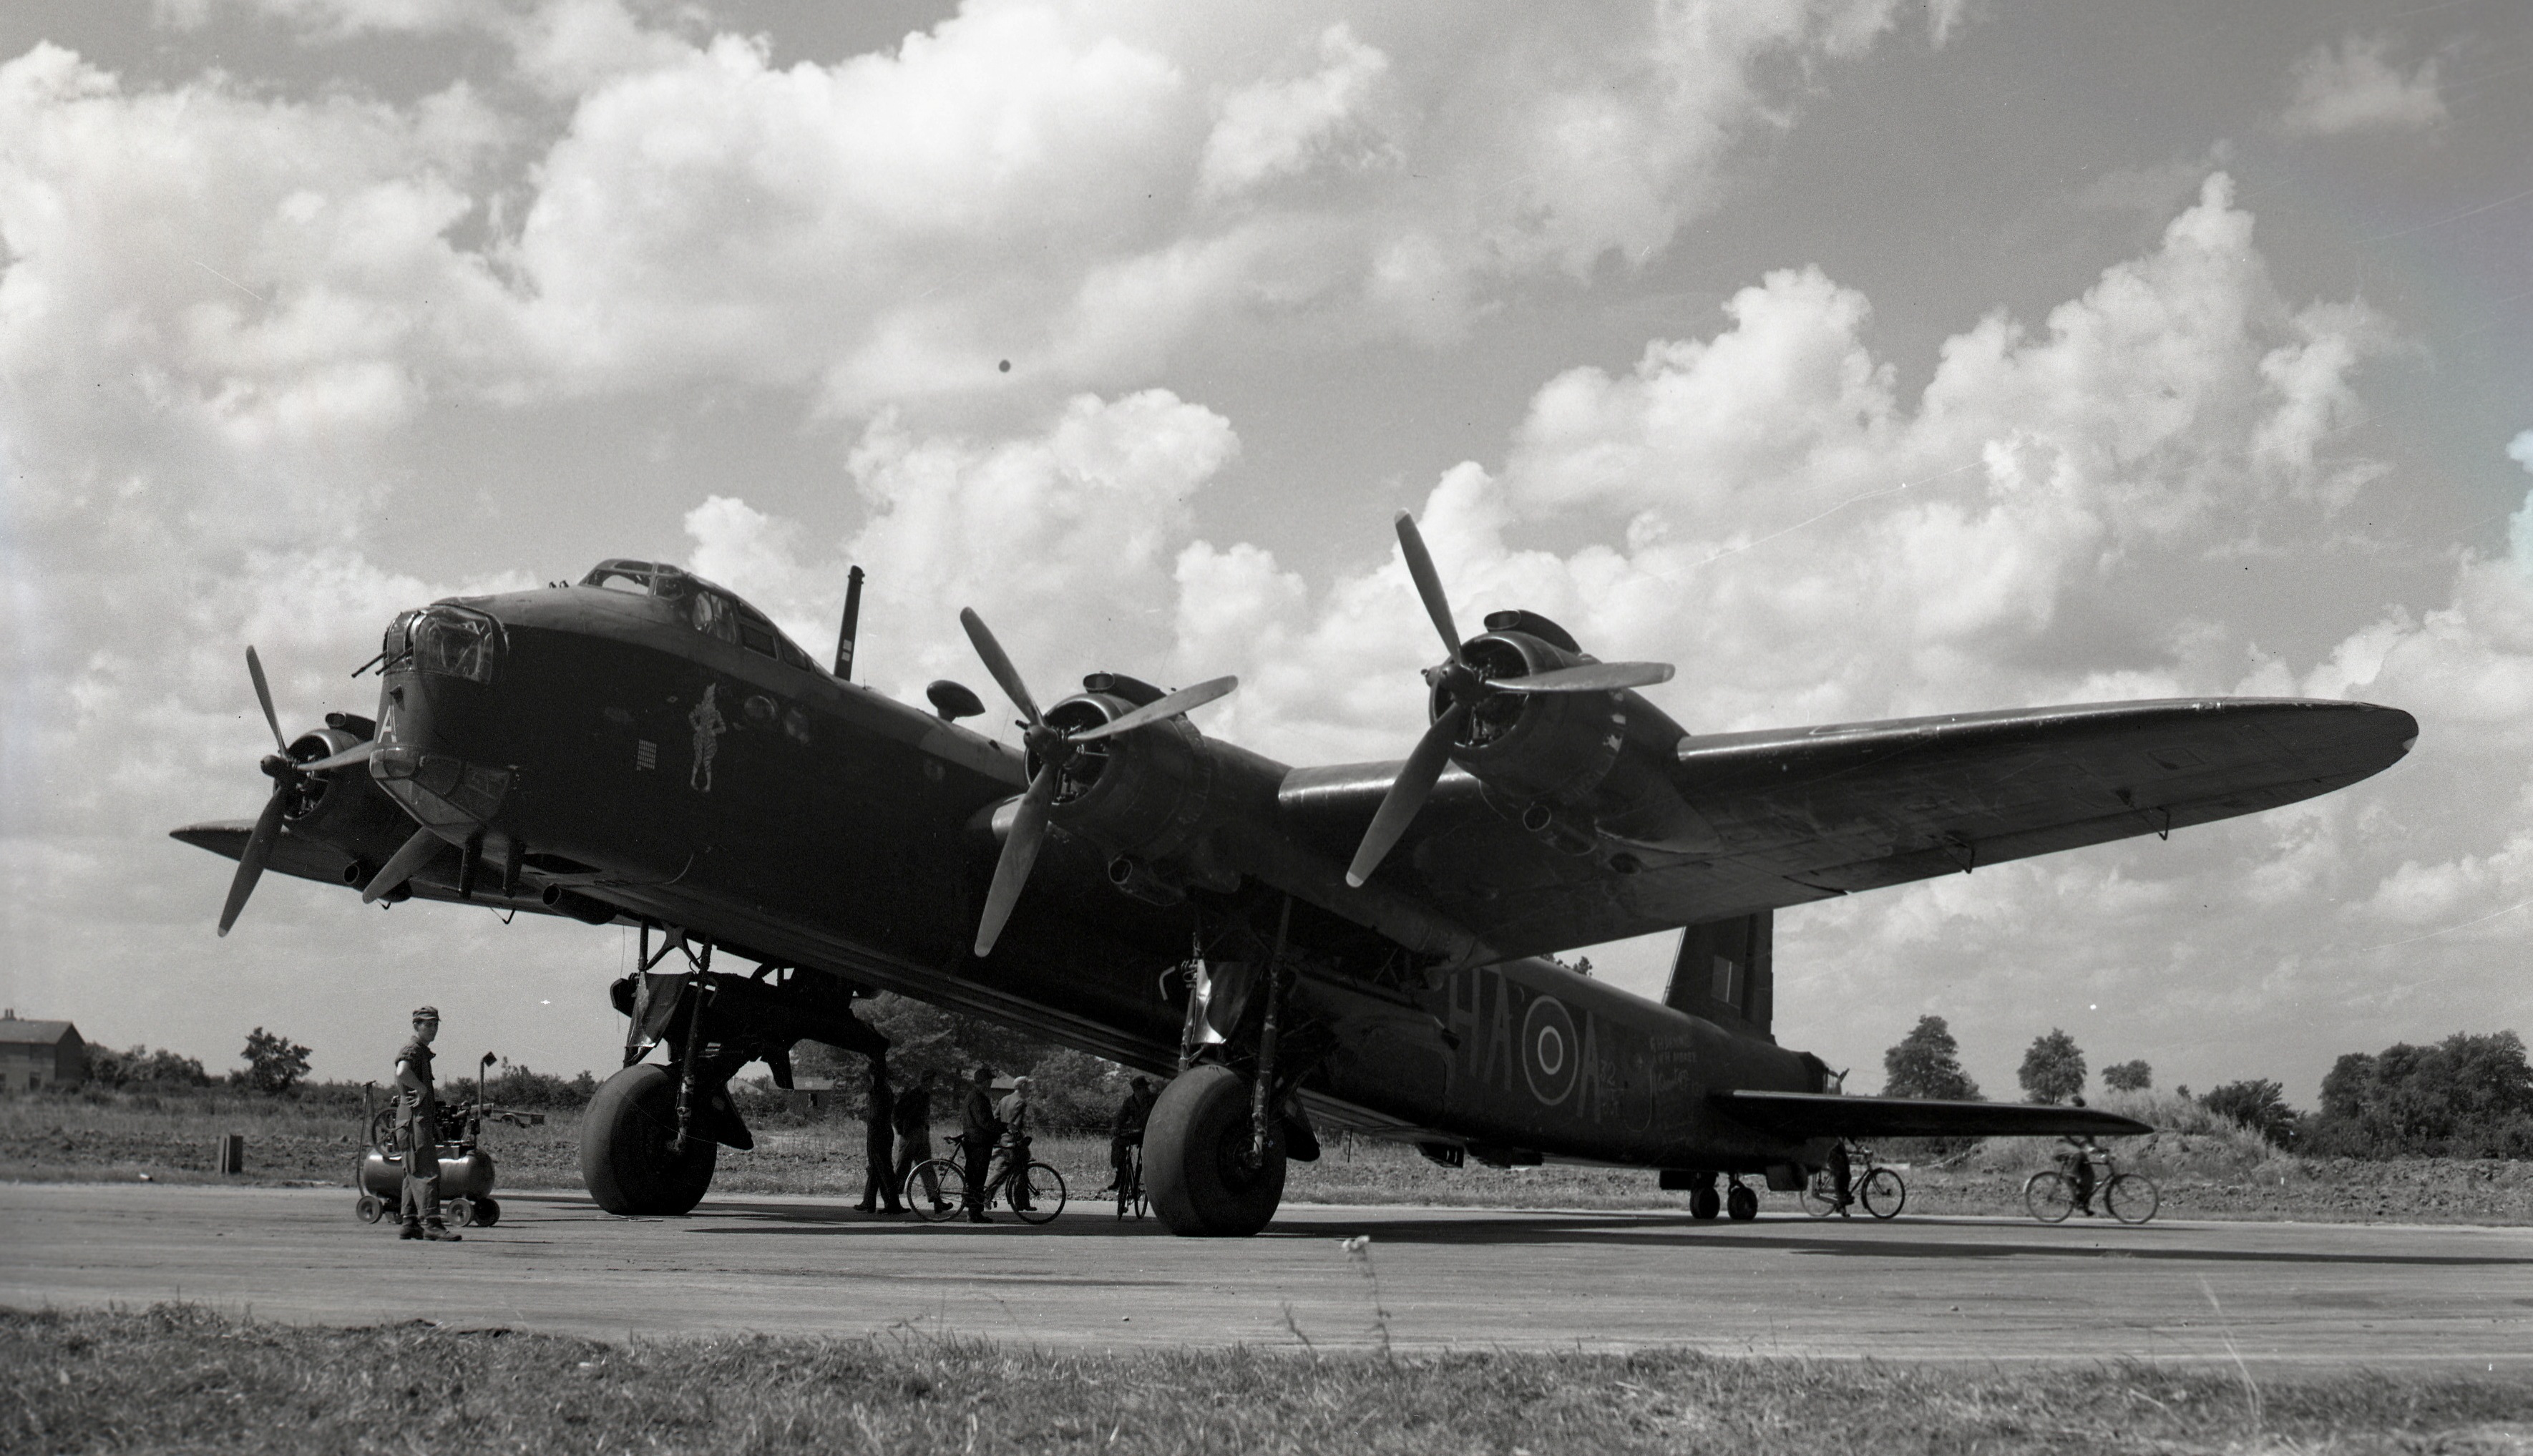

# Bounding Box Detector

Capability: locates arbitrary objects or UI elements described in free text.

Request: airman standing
[395,1006,460,1242]
[960,1065,1000,1223]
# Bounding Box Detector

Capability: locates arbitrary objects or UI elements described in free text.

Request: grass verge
[8,1304,2532,1455]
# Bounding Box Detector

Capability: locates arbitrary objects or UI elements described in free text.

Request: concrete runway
[3,1183,2527,1370]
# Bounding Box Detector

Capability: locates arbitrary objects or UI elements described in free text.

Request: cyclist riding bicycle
[1103,1076,1156,1195]
[2061,1135,2108,1216]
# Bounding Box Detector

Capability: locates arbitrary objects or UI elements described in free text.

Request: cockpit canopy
[580,560,817,671]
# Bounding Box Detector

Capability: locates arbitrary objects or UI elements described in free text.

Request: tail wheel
[1011,1162,1067,1224]
[906,1159,962,1221]
[2105,1172,2160,1225]
[1144,1065,1286,1237]
[2024,1171,2077,1223]
[1725,1183,1759,1221]
[577,1063,718,1216]
[1860,1167,1906,1220]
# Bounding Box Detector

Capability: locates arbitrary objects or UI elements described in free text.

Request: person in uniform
[1103,1076,1157,1193]
[1827,1140,1854,1216]
[394,1006,460,1241]
[892,1070,945,1214]
[995,1075,1035,1212]
[853,1055,901,1215]
[960,1065,1001,1223]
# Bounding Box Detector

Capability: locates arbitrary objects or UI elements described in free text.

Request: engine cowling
[1030,687,1218,871]
[1435,617,1628,807]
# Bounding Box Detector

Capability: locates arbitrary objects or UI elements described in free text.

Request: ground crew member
[960,1066,1000,1223]
[853,1055,900,1215]
[1827,1140,1854,1216]
[2066,1135,2103,1216]
[394,1006,459,1241]
[997,1076,1035,1212]
[892,1070,945,1214]
[1103,1076,1156,1193]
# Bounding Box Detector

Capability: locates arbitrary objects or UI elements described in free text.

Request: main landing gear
[580,1063,718,1216]
[1681,1171,1759,1222]
[1144,1065,1287,1237]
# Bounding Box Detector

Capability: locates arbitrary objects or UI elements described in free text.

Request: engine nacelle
[1436,615,1627,806]
[1033,684,1220,874]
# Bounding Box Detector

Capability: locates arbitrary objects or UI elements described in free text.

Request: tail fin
[1663,912,1772,1042]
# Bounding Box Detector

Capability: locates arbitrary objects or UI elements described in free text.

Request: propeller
[1344,512,1674,888]
[960,607,1236,957]
[216,646,375,937]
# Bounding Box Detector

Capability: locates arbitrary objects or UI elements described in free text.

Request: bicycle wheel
[2104,1172,2159,1225]
[1800,1173,1840,1218]
[1859,1166,1906,1220]
[1010,1162,1066,1224]
[907,1159,964,1223]
[1116,1157,1145,1221]
[2024,1171,2077,1223]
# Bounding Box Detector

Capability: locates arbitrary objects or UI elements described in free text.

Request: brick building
[0,1011,87,1092]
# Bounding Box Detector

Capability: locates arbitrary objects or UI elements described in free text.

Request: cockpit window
[580,559,817,670]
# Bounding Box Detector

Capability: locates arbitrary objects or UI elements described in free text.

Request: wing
[1713,1090,2152,1140]
[1287,697,2414,958]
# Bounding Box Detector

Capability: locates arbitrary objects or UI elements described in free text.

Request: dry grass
[8,1090,2529,1224]
[6,1304,2532,1455]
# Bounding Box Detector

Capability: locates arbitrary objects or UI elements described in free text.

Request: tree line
[1882,1015,2533,1159]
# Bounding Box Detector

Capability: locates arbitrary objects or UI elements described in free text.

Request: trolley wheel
[2104,1172,2159,1225]
[1860,1167,1907,1220]
[2024,1171,2078,1223]
[1010,1162,1066,1224]
[472,1196,502,1228]
[1725,1183,1759,1221]
[445,1196,475,1228]
[1688,1186,1721,1221]
[1800,1174,1840,1218]
[355,1194,384,1224]
[907,1160,964,1223]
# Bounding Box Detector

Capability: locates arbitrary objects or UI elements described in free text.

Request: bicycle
[1802,1145,1905,1219]
[2024,1146,2158,1224]
[1114,1140,1148,1221]
[906,1138,1067,1225]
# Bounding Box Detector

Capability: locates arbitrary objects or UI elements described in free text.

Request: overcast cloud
[3,0,2529,1103]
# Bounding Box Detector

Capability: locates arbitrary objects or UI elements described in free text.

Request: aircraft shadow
[502,1193,2532,1267]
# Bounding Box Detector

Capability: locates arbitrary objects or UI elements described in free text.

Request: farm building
[0,1011,87,1091]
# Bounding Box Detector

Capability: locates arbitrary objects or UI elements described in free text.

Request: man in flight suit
[960,1065,1000,1223]
[853,1055,901,1215]
[892,1070,946,1215]
[394,1006,460,1241]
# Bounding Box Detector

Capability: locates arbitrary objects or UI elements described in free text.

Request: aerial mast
[833,565,865,680]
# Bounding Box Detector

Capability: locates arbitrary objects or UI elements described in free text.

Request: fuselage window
[736,610,779,658]
[688,589,742,646]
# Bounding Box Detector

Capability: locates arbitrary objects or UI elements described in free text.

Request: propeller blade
[1345,701,1468,889]
[292,741,378,774]
[1488,660,1676,695]
[1392,512,1464,664]
[361,827,445,904]
[245,646,288,753]
[215,788,290,937]
[1070,675,1239,742]
[974,765,1059,957]
[960,607,1040,728]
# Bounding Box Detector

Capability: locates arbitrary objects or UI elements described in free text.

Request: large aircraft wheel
[1689,1186,1721,1220]
[1725,1183,1759,1221]
[1144,1065,1285,1237]
[579,1063,717,1216]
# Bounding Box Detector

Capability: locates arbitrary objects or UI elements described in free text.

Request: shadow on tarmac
[502,1193,2533,1269]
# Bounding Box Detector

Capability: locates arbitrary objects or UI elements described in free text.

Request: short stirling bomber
[177,514,2416,1233]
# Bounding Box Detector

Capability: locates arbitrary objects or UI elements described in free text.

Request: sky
[2,0,2529,1105]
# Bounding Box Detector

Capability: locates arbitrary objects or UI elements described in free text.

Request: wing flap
[1713,1090,2152,1140]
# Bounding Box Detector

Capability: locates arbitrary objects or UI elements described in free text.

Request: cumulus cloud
[2279,33,2448,137]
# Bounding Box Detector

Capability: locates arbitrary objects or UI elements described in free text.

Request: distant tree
[794,994,1067,1118]
[2304,1031,2533,1158]
[2017,1029,2086,1105]
[237,1027,311,1096]
[1883,1015,1981,1101]
[2201,1078,2300,1149]
[89,1044,211,1089]
[482,1059,600,1110]
[2102,1059,2153,1093]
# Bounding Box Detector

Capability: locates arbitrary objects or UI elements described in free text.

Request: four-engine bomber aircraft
[177,514,2416,1233]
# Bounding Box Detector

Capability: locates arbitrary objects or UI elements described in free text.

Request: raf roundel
[1521,994,1580,1107]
